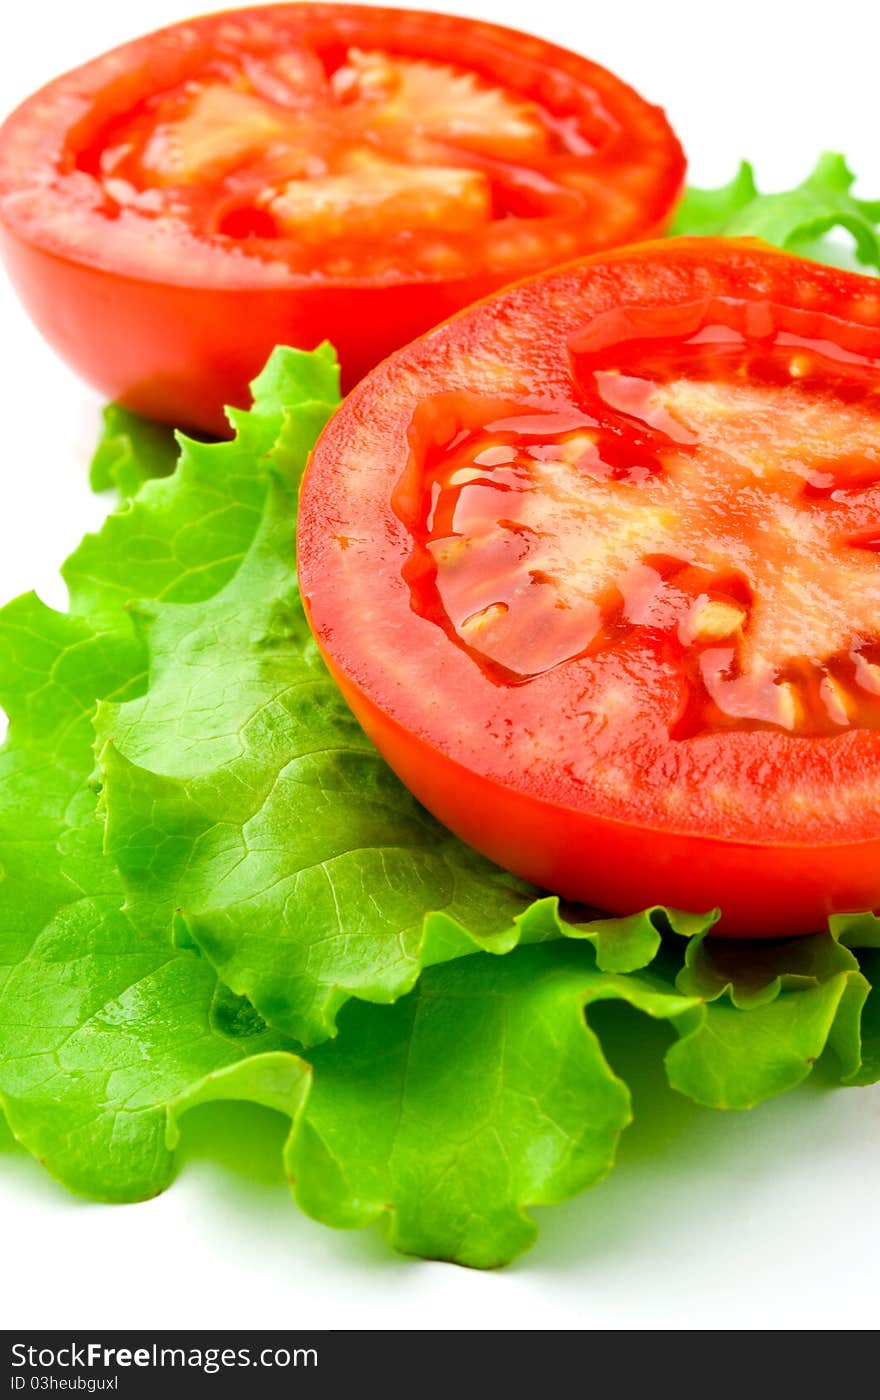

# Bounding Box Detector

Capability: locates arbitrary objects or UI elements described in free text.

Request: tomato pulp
[0,5,684,433]
[298,240,880,936]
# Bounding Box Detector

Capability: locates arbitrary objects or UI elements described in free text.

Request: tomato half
[0,5,683,434]
[298,239,880,937]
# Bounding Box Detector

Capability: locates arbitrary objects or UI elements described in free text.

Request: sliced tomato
[0,5,684,432]
[298,239,880,937]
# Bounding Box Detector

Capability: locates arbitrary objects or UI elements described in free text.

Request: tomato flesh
[85,46,587,279]
[400,298,880,738]
[0,5,685,430]
[298,240,880,936]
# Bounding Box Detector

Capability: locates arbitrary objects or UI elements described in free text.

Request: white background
[1,0,879,1332]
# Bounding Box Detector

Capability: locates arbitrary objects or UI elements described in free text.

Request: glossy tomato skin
[328,659,880,937]
[298,239,880,937]
[0,5,684,434]
[0,225,499,430]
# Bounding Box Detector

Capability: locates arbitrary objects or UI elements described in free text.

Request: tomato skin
[330,658,880,937]
[298,238,880,937]
[0,5,684,433]
[0,223,500,431]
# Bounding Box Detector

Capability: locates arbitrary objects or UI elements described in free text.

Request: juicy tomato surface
[0,4,683,432]
[299,239,880,936]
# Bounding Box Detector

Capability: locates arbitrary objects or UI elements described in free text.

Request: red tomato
[0,5,683,434]
[298,238,880,937]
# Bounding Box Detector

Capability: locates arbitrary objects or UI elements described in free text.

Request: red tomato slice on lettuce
[298,238,880,937]
[0,4,684,432]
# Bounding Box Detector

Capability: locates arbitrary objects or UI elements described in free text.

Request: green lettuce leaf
[670,160,759,236]
[0,589,305,1200]
[92,364,724,1043]
[93,476,541,1044]
[0,352,337,1198]
[65,351,335,630]
[1,345,877,1269]
[93,482,572,1039]
[850,951,880,1085]
[286,928,869,1265]
[670,932,868,1102]
[673,152,880,272]
[88,403,178,501]
[291,943,695,1267]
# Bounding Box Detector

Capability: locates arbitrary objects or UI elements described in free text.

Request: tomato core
[397,296,880,739]
[70,45,611,279]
